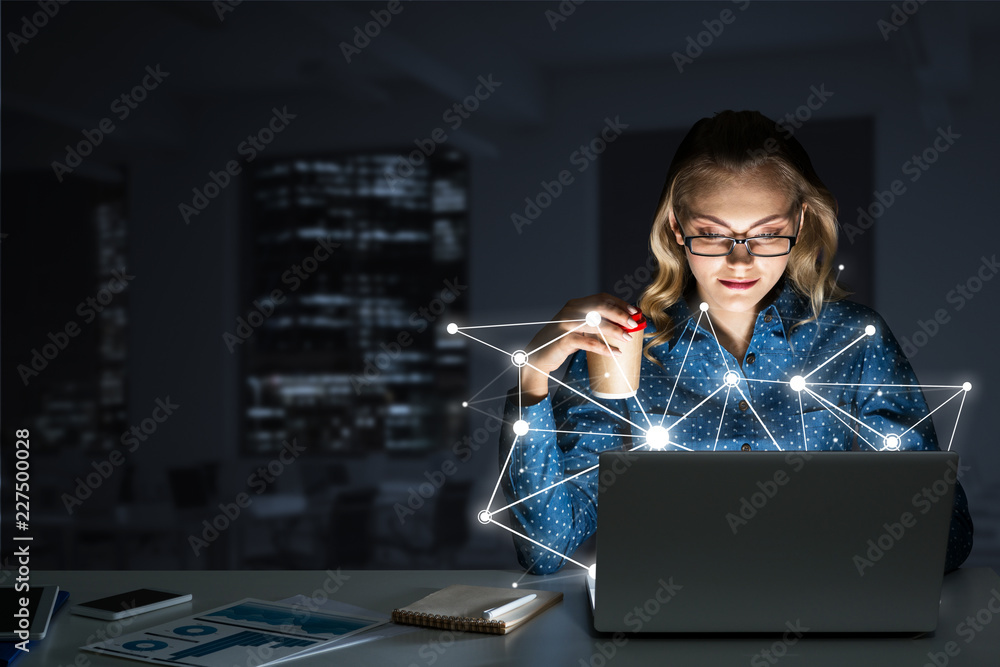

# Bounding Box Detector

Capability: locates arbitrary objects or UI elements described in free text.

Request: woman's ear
[668,211,685,247]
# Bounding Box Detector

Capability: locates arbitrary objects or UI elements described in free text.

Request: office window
[241,151,468,455]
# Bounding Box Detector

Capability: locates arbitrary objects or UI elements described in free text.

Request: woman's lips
[719,278,759,291]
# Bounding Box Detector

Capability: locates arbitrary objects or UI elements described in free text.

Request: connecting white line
[733,384,784,451]
[524,361,646,432]
[798,391,808,451]
[493,461,602,514]
[488,518,590,571]
[705,310,732,372]
[803,330,869,380]
[662,310,703,426]
[527,320,589,357]
[466,364,516,404]
[455,330,512,357]
[666,382,728,431]
[803,387,886,442]
[713,386,731,451]
[946,389,969,452]
[899,388,965,439]
[457,309,971,575]
[490,434,520,511]
[597,327,652,429]
[458,319,587,330]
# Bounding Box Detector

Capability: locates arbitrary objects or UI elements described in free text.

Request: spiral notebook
[391,585,562,635]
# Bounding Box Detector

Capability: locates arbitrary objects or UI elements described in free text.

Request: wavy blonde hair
[638,110,847,365]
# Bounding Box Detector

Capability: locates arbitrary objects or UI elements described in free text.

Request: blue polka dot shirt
[498,281,974,574]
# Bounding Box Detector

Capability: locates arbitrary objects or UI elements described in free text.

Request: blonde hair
[638,110,846,365]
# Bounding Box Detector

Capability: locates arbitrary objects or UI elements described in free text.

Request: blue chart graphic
[123,640,169,652]
[173,625,218,637]
[168,630,315,660]
[206,602,370,635]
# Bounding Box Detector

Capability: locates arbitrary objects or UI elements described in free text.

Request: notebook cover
[391,585,562,635]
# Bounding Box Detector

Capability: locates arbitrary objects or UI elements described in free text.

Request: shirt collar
[656,278,812,351]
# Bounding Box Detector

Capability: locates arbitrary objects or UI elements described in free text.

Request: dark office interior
[2,1,998,574]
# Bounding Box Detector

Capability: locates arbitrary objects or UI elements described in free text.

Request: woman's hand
[518,293,638,405]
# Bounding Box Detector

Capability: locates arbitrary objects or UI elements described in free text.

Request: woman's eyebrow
[688,213,788,228]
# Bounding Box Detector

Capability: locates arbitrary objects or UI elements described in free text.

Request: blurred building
[241,150,469,455]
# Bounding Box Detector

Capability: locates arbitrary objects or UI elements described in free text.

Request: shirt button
[738,400,749,411]
[746,352,756,365]
[741,443,752,451]
[763,314,773,323]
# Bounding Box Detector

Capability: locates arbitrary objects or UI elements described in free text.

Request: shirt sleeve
[857,314,974,572]
[497,350,632,574]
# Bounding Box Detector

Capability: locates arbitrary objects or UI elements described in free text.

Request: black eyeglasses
[681,206,804,257]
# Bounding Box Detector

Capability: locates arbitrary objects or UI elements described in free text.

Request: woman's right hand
[518,293,638,405]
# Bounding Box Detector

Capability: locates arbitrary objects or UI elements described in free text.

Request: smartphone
[0,585,60,639]
[70,588,192,620]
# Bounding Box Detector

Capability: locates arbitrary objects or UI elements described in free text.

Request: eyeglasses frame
[681,204,805,258]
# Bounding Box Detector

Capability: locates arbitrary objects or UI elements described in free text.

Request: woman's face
[669,179,802,317]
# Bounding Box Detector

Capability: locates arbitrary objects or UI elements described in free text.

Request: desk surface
[18,568,1000,667]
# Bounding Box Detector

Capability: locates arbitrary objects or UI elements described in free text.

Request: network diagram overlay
[446,303,971,576]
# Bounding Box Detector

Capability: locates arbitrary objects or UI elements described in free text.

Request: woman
[499,110,973,575]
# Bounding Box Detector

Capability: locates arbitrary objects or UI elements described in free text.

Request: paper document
[82,598,387,666]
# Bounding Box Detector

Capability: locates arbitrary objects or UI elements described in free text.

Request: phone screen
[79,589,182,613]
[0,588,44,633]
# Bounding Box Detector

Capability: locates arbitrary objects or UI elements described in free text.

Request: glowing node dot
[865,325,876,336]
[462,401,468,408]
[511,350,528,367]
[884,434,900,451]
[477,510,491,524]
[963,382,972,392]
[789,375,806,392]
[588,564,597,580]
[446,323,458,334]
[645,425,670,450]
[876,391,883,397]
[585,311,602,327]
[699,302,710,312]
[513,420,530,436]
[512,582,518,589]
[838,264,845,271]
[604,372,610,378]
[723,371,740,387]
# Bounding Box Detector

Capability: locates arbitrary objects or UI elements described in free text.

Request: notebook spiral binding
[391,609,508,635]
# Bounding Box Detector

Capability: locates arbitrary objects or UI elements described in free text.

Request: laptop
[587,450,959,633]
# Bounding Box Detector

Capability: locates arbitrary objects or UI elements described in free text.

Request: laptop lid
[592,450,958,633]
